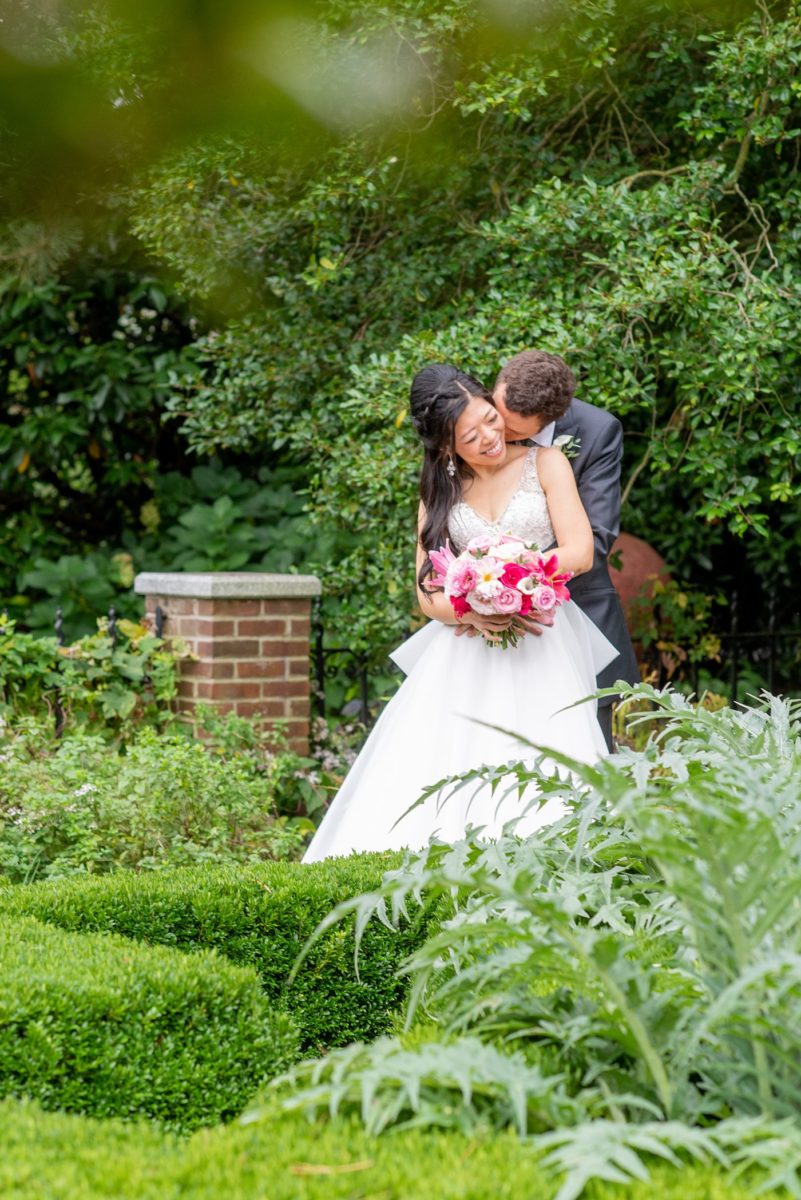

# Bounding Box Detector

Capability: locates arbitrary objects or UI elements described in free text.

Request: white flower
[516,576,538,595]
[553,434,582,460]
[473,559,504,586]
[493,540,527,561]
[74,783,97,797]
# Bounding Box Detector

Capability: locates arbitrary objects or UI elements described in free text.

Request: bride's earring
[447,454,456,477]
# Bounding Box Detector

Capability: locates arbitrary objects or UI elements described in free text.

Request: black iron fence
[312,602,375,726]
[51,604,165,646]
[5,597,799,731]
[0,605,168,737]
[657,595,801,703]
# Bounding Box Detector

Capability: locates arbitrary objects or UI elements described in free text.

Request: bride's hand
[456,611,515,642]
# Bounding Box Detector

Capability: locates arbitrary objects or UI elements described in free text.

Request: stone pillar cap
[134,572,321,599]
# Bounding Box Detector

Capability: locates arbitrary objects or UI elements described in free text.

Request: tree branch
[727,81,773,187]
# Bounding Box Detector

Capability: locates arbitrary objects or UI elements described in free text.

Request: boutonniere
[553,434,581,460]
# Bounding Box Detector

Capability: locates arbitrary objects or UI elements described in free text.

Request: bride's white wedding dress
[303,448,618,862]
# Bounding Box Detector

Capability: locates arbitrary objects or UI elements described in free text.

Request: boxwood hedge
[0,916,299,1132]
[0,1098,785,1200]
[0,854,435,1051]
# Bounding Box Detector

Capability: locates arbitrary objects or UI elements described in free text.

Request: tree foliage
[2,0,800,667]
[129,0,801,649]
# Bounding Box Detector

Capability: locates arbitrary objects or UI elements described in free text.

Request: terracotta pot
[609,531,670,621]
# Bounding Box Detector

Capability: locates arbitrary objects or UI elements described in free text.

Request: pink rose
[531,584,557,611]
[500,562,531,588]
[495,587,523,614]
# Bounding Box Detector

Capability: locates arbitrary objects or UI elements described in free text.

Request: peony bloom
[446,559,479,598]
[467,583,502,614]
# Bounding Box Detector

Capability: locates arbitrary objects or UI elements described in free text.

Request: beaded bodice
[447,448,554,553]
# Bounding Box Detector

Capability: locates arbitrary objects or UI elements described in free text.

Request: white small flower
[553,434,581,460]
[74,783,97,797]
[494,540,527,561]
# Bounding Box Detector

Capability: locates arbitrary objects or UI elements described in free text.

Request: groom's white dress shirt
[531,421,555,447]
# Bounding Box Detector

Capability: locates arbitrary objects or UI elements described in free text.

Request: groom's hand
[513,609,554,637]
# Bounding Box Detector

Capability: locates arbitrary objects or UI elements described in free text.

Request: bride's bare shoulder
[536,445,575,486]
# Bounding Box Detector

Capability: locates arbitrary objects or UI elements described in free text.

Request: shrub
[0,855,437,1051]
[0,724,306,882]
[0,1098,786,1200]
[0,916,299,1132]
[0,614,190,737]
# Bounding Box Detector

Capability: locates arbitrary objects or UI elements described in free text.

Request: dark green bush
[0,916,299,1132]
[0,856,437,1052]
[0,1097,784,1200]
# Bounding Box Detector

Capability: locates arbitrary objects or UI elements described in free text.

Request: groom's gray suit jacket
[549,398,639,700]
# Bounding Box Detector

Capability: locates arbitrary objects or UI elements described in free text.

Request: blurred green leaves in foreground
[0,0,755,227]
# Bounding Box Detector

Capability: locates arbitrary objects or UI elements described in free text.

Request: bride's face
[452,395,507,469]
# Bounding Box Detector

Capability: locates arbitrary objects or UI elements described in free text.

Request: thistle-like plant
[261,688,801,1198]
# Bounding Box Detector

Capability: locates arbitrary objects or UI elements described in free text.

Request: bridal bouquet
[429,534,572,649]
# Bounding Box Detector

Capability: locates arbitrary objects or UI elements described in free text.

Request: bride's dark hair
[410,362,493,593]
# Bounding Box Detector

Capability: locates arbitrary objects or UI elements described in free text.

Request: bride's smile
[452,395,515,474]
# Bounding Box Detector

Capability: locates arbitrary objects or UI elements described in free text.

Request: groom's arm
[575,414,623,563]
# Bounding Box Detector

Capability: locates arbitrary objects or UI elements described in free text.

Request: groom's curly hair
[495,350,576,422]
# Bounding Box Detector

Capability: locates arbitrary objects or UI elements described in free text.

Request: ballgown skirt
[302,604,618,862]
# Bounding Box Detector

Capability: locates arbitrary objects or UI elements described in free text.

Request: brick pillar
[133,572,321,754]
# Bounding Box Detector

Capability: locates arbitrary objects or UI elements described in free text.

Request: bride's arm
[536,448,594,577]
[415,503,513,634]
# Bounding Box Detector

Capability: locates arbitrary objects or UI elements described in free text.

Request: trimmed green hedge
[0,855,435,1051]
[0,916,299,1132]
[0,1098,786,1200]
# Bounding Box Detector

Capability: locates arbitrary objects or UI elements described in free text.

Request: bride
[303,363,619,863]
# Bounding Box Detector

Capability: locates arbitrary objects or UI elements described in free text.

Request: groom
[494,350,639,751]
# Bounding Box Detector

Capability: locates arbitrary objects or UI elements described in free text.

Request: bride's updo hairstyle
[410,362,493,593]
